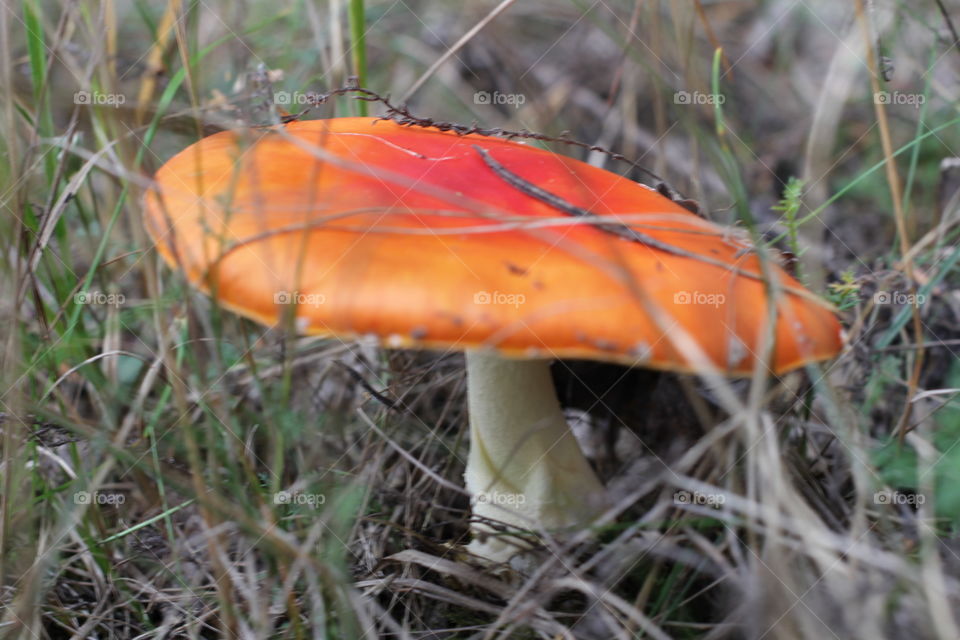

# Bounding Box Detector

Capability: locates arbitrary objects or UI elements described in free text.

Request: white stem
[464,349,608,562]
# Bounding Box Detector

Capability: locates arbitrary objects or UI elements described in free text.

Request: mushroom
[144,117,843,563]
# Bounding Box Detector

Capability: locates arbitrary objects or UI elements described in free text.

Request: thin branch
[472,145,825,305]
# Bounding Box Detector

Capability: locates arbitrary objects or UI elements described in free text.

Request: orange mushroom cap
[144,117,843,375]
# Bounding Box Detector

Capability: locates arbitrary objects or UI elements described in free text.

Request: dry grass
[3,1,960,638]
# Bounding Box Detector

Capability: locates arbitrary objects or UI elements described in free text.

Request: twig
[336,361,402,411]
[291,79,673,189]
[854,0,924,443]
[934,0,960,61]
[400,0,517,102]
[471,145,822,303]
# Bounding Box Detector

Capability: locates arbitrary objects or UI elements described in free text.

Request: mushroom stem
[464,349,608,562]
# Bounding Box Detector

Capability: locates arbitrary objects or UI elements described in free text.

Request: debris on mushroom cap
[144,117,843,375]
